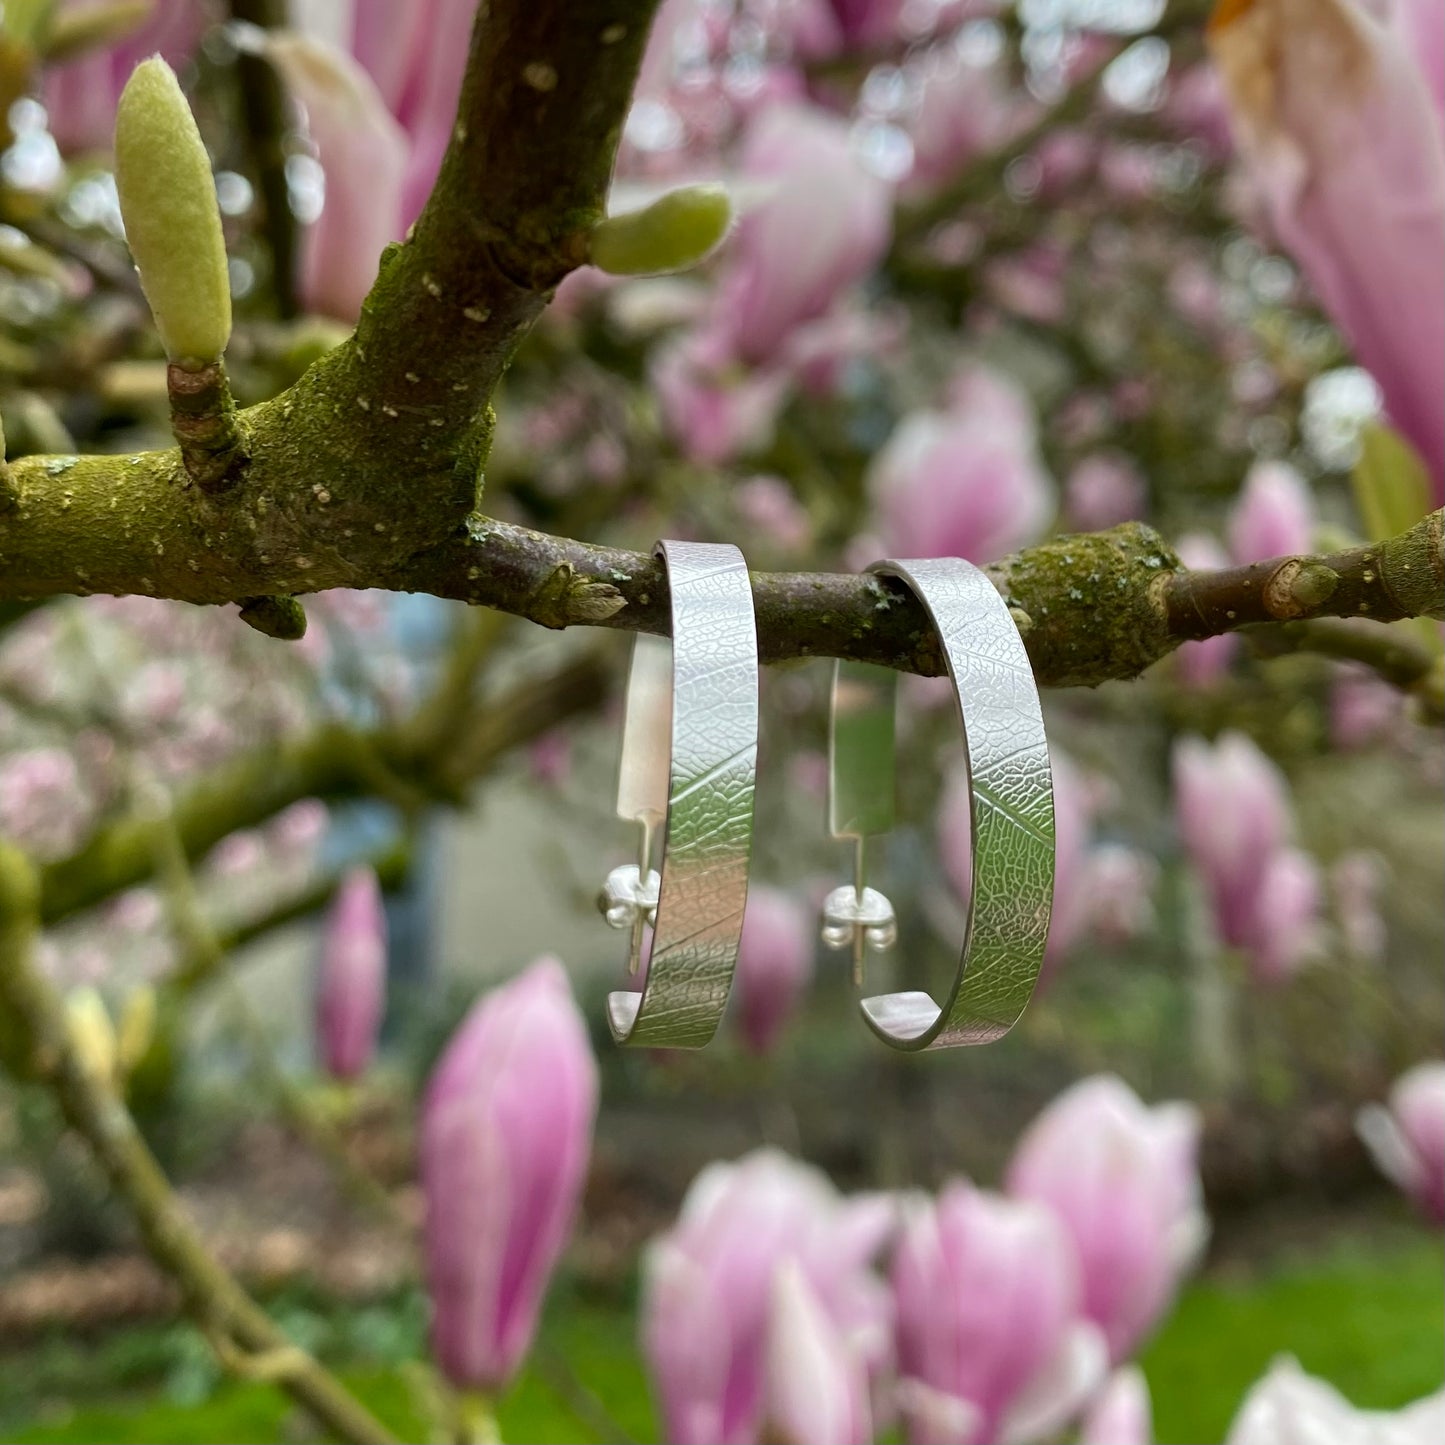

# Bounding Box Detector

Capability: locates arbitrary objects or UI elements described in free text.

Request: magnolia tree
[0,0,1442,1442]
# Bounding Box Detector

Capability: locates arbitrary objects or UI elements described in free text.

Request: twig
[0,841,399,1445]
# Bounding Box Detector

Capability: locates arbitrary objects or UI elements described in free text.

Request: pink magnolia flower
[641,1149,894,1445]
[43,0,209,153]
[1356,1061,1445,1226]
[1210,0,1445,503]
[1172,533,1238,688]
[733,885,815,1056]
[1082,844,1159,948]
[939,749,1095,969]
[893,1181,1108,1445]
[266,34,409,322]
[716,103,893,366]
[764,1261,873,1445]
[1005,1075,1208,1363]
[421,958,598,1392]
[1226,1357,1445,1445]
[652,326,789,464]
[315,865,387,1081]
[1064,453,1148,532]
[869,374,1054,565]
[1331,665,1405,750]
[1246,846,1323,986]
[0,747,86,859]
[906,47,1014,194]
[1226,461,1316,563]
[1171,731,1291,950]
[1079,1366,1153,1445]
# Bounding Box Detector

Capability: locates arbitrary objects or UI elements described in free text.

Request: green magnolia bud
[114,56,231,365]
[588,183,732,277]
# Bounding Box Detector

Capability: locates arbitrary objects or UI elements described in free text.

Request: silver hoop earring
[822,557,1054,1051]
[599,540,759,1047]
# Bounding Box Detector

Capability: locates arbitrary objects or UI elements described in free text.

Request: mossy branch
[1,0,1437,701]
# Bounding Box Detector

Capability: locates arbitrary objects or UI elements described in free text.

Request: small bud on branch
[588,184,732,276]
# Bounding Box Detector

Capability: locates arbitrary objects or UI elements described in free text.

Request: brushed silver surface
[857,557,1055,1051]
[616,633,672,826]
[606,540,759,1048]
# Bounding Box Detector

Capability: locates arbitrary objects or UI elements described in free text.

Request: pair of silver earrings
[598,540,1055,1053]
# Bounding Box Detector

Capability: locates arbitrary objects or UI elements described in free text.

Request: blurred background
[0,1,1441,1443]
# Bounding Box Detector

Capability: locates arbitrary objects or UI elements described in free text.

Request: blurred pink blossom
[733,885,814,1056]
[906,48,1013,194]
[734,476,814,552]
[1064,453,1148,531]
[1225,1357,1445,1445]
[1172,533,1238,688]
[315,865,387,1081]
[869,372,1053,565]
[985,244,1068,326]
[1356,1061,1445,1226]
[421,958,598,1391]
[652,327,789,463]
[642,1148,894,1445]
[764,1261,873,1445]
[266,34,410,322]
[1330,666,1404,750]
[1079,1366,1153,1445]
[1211,0,1445,502]
[0,747,85,859]
[1083,844,1159,948]
[717,103,893,366]
[1246,846,1323,986]
[1226,461,1316,563]
[892,1181,1108,1445]
[1005,1075,1208,1363]
[1331,850,1388,964]
[1172,731,1291,950]
[43,0,208,153]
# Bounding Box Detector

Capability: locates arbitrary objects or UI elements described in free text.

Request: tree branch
[0,842,398,1445]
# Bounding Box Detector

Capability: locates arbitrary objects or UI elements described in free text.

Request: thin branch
[0,842,399,1445]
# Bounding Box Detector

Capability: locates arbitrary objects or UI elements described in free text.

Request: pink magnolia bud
[870,376,1054,566]
[1005,1075,1208,1362]
[267,35,409,321]
[1210,0,1445,502]
[315,866,387,1081]
[1172,534,1238,688]
[1246,846,1323,986]
[1080,1366,1154,1445]
[764,1261,872,1445]
[717,103,892,366]
[1357,1061,1445,1226]
[43,0,206,154]
[893,1182,1108,1445]
[642,1149,893,1445]
[1226,1357,1445,1445]
[1064,453,1148,532]
[421,958,598,1392]
[733,885,815,1056]
[1172,732,1291,950]
[1226,461,1316,564]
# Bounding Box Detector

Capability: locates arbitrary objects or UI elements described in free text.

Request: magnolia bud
[588,184,732,276]
[66,986,117,1084]
[115,56,232,365]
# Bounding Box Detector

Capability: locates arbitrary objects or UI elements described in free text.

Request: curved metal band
[608,540,759,1047]
[860,557,1054,1051]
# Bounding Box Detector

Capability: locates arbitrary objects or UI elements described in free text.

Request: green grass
[3,1231,1441,1444]
[1142,1229,1445,1445]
